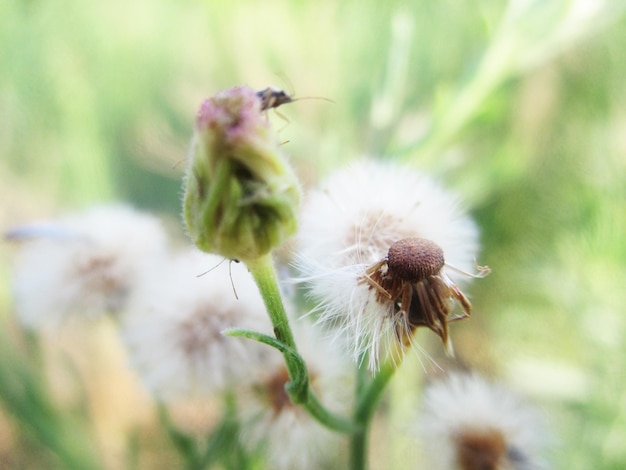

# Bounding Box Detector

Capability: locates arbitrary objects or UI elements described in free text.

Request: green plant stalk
[350,361,396,470]
[243,255,357,434]
[246,254,399,464]
[246,254,297,363]
[225,328,357,434]
[305,386,358,434]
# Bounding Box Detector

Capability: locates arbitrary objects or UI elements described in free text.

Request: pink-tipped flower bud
[183,86,300,262]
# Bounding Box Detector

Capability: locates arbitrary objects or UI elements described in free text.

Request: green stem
[305,389,358,434]
[350,361,396,470]
[246,254,297,362]
[244,255,357,434]
[228,327,357,433]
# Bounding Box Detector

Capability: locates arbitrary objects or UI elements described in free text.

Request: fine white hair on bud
[120,249,273,401]
[417,373,548,470]
[295,160,487,370]
[237,320,353,470]
[7,205,168,330]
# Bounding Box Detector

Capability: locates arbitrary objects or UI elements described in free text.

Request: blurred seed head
[418,372,549,470]
[7,205,168,330]
[120,249,273,401]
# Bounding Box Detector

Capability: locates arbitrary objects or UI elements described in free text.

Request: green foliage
[2,0,626,468]
[0,330,100,469]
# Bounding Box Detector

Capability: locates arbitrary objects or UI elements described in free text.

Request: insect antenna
[197,258,241,299]
[196,258,228,277]
[228,259,240,300]
[290,95,336,105]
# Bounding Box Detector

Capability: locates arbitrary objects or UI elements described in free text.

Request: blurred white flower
[7,205,168,329]
[121,249,273,401]
[296,160,486,370]
[417,372,548,470]
[237,320,353,470]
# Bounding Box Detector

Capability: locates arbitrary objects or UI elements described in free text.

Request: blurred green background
[1,0,626,468]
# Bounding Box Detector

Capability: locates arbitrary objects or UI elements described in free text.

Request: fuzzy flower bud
[182,86,300,262]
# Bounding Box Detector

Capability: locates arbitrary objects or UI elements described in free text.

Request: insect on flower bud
[182,86,300,262]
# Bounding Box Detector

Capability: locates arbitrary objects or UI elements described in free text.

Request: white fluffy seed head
[120,249,273,401]
[9,205,169,330]
[295,160,480,370]
[298,160,479,273]
[417,373,548,470]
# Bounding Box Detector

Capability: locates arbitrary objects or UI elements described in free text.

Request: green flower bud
[182,86,300,262]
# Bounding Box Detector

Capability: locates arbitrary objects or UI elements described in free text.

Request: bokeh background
[2,0,626,468]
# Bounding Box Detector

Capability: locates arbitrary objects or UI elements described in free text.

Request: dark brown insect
[360,237,488,353]
[256,86,335,117]
[256,87,294,111]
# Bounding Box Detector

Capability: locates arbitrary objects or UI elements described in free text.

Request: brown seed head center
[456,428,506,470]
[266,366,292,415]
[386,238,445,282]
